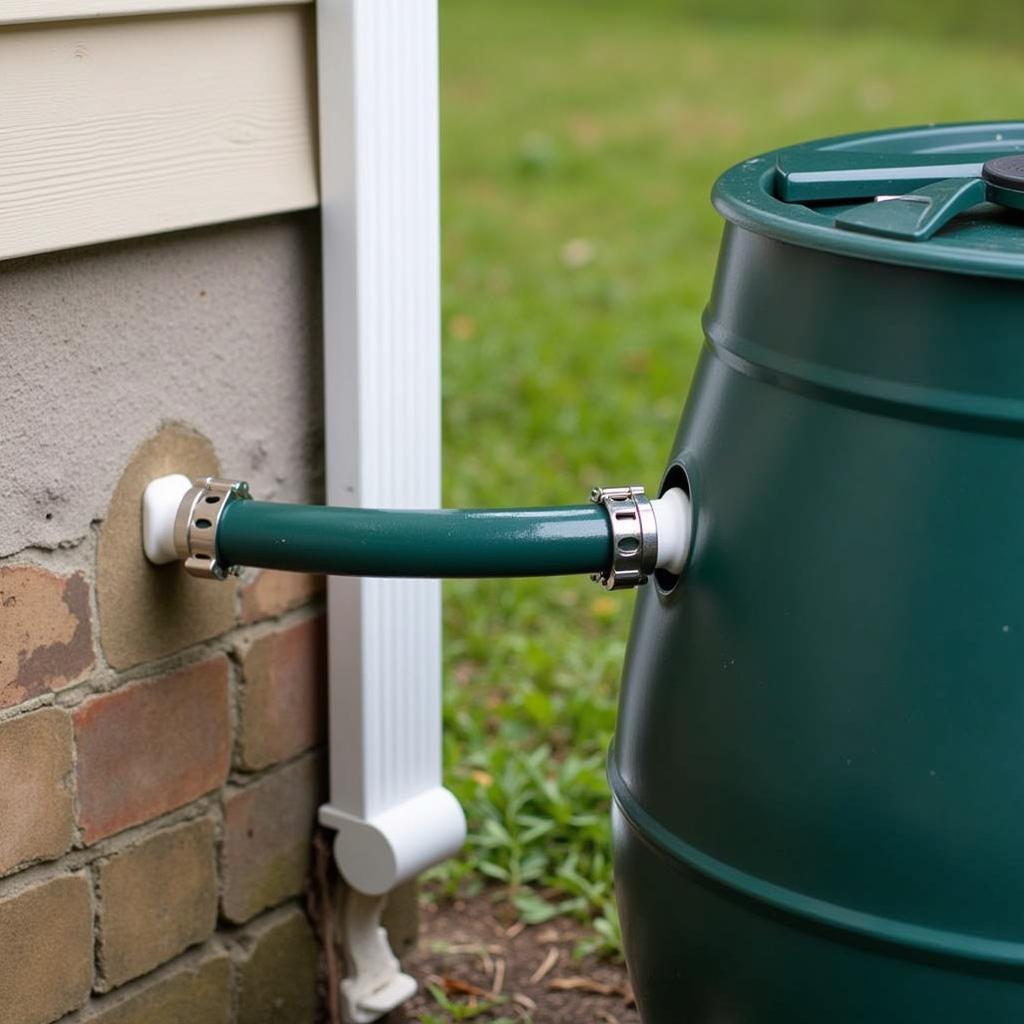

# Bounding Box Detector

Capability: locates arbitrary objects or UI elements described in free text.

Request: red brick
[222,754,323,923]
[0,873,93,1024]
[236,906,319,1024]
[240,570,324,625]
[238,616,326,771]
[74,656,230,843]
[0,565,93,710]
[85,951,231,1024]
[96,818,218,989]
[0,708,74,874]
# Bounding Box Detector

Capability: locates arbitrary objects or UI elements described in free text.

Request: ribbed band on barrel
[173,476,251,580]
[589,485,658,590]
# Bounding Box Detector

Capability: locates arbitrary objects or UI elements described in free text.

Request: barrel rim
[713,120,1024,282]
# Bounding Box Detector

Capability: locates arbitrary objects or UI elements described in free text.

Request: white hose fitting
[650,487,692,575]
[141,473,192,565]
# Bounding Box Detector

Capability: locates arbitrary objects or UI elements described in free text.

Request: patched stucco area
[0,214,323,558]
[96,425,237,671]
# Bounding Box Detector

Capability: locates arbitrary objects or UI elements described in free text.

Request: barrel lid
[713,122,1024,280]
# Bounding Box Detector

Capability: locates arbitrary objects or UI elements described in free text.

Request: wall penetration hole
[204,495,220,504]
[195,518,212,529]
[655,462,691,595]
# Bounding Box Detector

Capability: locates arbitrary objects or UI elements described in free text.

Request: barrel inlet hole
[195,518,212,529]
[655,463,691,595]
[204,495,221,504]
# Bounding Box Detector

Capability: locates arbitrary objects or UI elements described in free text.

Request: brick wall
[0,546,328,1024]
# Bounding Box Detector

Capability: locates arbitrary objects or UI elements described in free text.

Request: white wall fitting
[0,5,317,260]
[315,0,465,894]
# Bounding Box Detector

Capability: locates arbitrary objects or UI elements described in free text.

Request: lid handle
[833,177,988,242]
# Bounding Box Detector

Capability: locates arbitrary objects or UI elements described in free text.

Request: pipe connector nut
[174,476,251,580]
[590,485,658,590]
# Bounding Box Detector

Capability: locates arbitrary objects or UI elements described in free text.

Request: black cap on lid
[982,155,1024,193]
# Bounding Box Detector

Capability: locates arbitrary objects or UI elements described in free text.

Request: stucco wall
[0,214,324,558]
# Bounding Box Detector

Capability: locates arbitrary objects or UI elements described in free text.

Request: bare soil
[385,893,641,1024]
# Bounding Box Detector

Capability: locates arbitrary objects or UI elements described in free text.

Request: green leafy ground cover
[435,0,1024,956]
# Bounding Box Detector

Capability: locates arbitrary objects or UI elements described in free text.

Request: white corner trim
[0,0,310,26]
[0,6,317,261]
[316,0,466,897]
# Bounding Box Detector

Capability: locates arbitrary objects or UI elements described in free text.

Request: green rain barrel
[611,122,1024,1022]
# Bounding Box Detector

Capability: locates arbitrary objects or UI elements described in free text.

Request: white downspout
[314,2,465,1021]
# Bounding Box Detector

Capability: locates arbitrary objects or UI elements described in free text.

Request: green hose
[217,500,612,578]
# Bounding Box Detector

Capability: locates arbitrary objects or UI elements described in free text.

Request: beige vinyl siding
[0,4,318,260]
[0,0,310,27]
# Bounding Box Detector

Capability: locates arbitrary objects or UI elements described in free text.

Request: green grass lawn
[435,0,1024,956]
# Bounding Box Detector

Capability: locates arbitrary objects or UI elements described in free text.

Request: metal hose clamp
[590,485,658,590]
[173,476,251,580]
